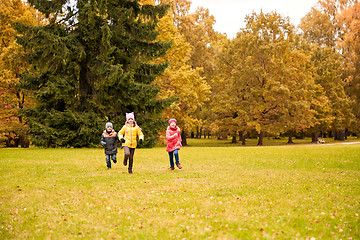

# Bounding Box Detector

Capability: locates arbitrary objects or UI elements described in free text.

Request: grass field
[1,140,359,239]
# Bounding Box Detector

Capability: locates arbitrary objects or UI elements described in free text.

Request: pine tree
[15,0,172,147]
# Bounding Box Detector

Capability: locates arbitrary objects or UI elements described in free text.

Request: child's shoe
[176,163,182,169]
[113,159,117,164]
[169,166,175,170]
[128,169,133,174]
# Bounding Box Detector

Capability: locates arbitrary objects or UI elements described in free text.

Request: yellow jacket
[119,124,144,148]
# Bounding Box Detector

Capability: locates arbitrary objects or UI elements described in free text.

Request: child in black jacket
[100,122,119,169]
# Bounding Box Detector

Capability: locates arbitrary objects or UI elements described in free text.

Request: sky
[190,0,319,38]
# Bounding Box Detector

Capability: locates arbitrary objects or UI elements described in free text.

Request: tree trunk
[20,135,30,148]
[196,126,200,139]
[287,131,294,144]
[239,131,246,145]
[79,60,91,108]
[345,129,350,140]
[312,132,318,143]
[335,130,345,141]
[299,131,305,139]
[204,131,208,139]
[328,131,333,138]
[257,131,264,146]
[181,130,187,146]
[231,133,237,143]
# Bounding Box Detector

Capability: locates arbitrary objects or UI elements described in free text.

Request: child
[100,122,119,169]
[119,112,144,174]
[166,118,182,170]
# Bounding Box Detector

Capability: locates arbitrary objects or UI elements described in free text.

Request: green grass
[184,136,360,147]
[1,142,359,239]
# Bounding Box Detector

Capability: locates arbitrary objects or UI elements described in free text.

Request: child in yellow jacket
[119,112,144,174]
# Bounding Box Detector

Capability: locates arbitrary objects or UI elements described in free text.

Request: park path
[314,141,360,146]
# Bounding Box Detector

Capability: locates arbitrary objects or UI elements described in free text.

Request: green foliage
[16,0,172,147]
[23,109,102,147]
[1,143,359,238]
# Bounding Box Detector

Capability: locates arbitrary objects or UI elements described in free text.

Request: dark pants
[123,146,135,171]
[168,149,179,167]
[105,154,116,168]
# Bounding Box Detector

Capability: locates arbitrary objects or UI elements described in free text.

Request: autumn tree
[143,0,210,145]
[308,45,354,141]
[300,0,339,47]
[300,0,356,140]
[215,11,317,145]
[158,0,223,140]
[0,0,43,147]
[15,0,172,147]
[336,0,360,135]
[182,6,221,139]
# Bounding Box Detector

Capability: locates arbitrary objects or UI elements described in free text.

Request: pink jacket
[166,126,182,152]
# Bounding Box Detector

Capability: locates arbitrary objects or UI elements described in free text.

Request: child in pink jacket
[166,118,182,170]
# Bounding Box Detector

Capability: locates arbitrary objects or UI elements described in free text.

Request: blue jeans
[168,149,179,167]
[105,154,117,168]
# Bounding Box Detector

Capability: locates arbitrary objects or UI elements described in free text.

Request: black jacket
[100,130,119,155]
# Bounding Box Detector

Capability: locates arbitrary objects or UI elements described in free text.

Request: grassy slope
[0,141,359,239]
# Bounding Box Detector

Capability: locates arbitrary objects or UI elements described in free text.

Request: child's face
[106,126,113,132]
[170,122,177,128]
[128,119,134,125]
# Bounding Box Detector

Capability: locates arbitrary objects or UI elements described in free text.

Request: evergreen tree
[15,0,172,147]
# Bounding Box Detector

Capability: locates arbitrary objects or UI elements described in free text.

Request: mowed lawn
[0,142,359,239]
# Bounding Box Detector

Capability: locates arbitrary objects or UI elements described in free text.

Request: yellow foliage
[0,0,43,146]
[152,8,211,131]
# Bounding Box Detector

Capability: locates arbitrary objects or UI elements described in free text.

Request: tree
[15,0,172,147]
[336,1,360,135]
[0,0,42,147]
[147,1,211,145]
[300,0,356,140]
[314,46,353,140]
[215,11,317,145]
[300,1,339,47]
[159,0,224,139]
[177,3,221,138]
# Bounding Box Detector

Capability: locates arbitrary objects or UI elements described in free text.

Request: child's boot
[176,163,182,169]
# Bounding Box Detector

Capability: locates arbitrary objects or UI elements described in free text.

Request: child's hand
[139,139,143,145]
[101,141,106,146]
